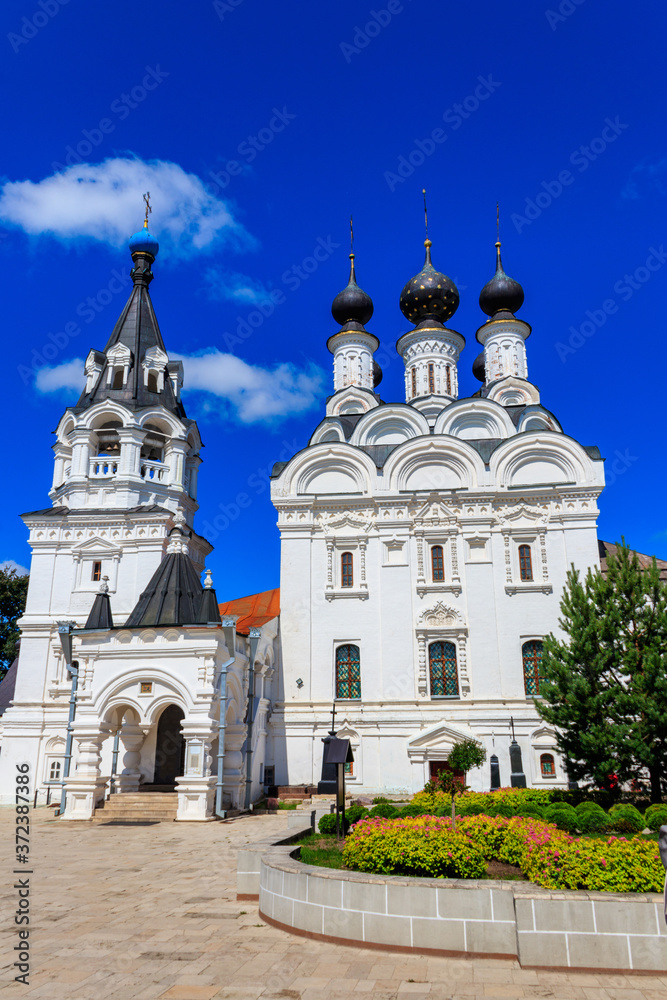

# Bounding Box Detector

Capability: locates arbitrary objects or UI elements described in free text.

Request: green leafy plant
[607,804,644,834]
[318,813,349,835]
[544,802,579,833]
[369,802,399,819]
[372,796,390,804]
[644,804,667,831]
[342,815,486,878]
[574,801,610,833]
[345,804,369,826]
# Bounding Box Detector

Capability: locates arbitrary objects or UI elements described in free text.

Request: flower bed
[342,813,665,892]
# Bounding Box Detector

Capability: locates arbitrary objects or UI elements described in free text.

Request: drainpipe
[109,728,121,796]
[244,627,262,811]
[215,616,238,819]
[55,621,78,817]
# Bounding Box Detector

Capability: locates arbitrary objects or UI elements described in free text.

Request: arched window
[523,640,545,696]
[411,368,417,397]
[446,366,452,395]
[341,552,353,588]
[540,753,555,778]
[95,420,121,455]
[48,760,61,782]
[519,544,533,581]
[336,644,361,699]
[147,371,159,393]
[431,545,444,582]
[428,363,435,394]
[112,369,124,389]
[429,641,459,698]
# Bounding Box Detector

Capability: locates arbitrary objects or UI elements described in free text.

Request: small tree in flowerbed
[432,740,487,829]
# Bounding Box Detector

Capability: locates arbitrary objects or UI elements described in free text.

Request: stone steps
[93,792,178,822]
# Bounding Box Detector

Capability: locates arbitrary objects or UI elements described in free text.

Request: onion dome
[472,351,486,383]
[479,242,524,317]
[332,253,374,327]
[372,360,383,388]
[129,218,160,259]
[400,239,459,326]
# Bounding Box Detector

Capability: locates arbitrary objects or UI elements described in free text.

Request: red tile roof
[218,588,280,635]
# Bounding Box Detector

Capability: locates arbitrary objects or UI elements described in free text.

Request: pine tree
[0,568,29,680]
[537,542,667,802]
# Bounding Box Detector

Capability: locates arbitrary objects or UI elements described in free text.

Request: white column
[174,721,217,821]
[116,725,148,793]
[168,440,188,491]
[62,723,110,820]
[69,430,91,483]
[118,428,144,479]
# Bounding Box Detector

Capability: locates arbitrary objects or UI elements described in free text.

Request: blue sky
[2,0,666,595]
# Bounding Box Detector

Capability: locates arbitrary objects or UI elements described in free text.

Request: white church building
[0,218,607,817]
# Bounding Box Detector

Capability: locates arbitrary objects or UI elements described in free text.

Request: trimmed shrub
[398,803,427,817]
[544,802,579,833]
[455,800,488,817]
[342,815,487,878]
[410,790,452,814]
[512,803,546,821]
[369,803,399,819]
[574,801,610,833]
[318,812,348,835]
[608,804,644,834]
[644,804,667,832]
[524,835,664,892]
[345,804,369,826]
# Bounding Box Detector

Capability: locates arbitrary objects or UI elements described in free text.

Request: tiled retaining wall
[251,837,667,972]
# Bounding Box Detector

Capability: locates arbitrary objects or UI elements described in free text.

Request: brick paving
[1,808,665,999]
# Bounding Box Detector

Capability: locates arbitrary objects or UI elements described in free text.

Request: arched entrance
[153,705,185,787]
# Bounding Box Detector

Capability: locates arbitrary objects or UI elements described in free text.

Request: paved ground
[1,808,666,1000]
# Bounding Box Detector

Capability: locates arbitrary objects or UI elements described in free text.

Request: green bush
[512,803,546,821]
[608,804,644,834]
[345,804,369,826]
[644,804,667,832]
[342,815,487,878]
[318,812,349,835]
[369,803,399,819]
[455,800,487,817]
[398,803,427,817]
[544,802,579,833]
[574,801,610,833]
[372,796,390,804]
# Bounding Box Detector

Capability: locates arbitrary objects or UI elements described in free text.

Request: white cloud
[35,358,84,394]
[173,350,324,423]
[204,267,274,305]
[0,560,29,577]
[33,351,324,424]
[0,157,255,257]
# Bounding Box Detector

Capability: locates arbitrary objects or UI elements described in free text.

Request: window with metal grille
[341,552,353,588]
[336,644,361,699]
[264,765,275,786]
[540,753,555,777]
[428,363,435,393]
[431,545,444,582]
[523,640,545,696]
[411,368,417,396]
[429,641,459,697]
[344,760,354,776]
[446,366,452,395]
[519,544,533,581]
[92,561,102,582]
[48,760,61,782]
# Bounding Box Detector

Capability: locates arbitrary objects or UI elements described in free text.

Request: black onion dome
[400,239,459,326]
[332,254,374,326]
[479,242,524,317]
[472,351,486,383]
[372,359,383,388]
